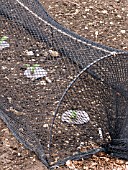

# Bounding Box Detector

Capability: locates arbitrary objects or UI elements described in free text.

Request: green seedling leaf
[70,110,77,119]
[24,64,40,74]
[25,64,30,67]
[33,64,40,67]
[0,36,8,44]
[31,67,35,74]
[31,64,40,74]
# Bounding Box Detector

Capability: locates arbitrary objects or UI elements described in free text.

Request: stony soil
[0,0,128,170]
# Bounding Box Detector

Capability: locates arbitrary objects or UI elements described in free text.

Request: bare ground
[0,0,128,170]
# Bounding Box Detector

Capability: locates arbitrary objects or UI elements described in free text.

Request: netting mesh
[0,0,128,169]
[51,53,128,165]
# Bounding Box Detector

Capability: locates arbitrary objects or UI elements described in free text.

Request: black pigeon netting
[0,0,128,169]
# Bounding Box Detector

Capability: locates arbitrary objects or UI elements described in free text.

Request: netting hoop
[51,52,128,124]
[0,0,128,169]
[50,52,128,167]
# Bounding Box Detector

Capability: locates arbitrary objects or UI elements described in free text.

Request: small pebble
[43,124,49,128]
[49,50,59,57]
[17,153,21,157]
[115,159,125,165]
[36,53,40,57]
[7,97,12,103]
[44,51,49,57]
[101,10,108,14]
[25,50,34,56]
[120,30,126,34]
[45,77,52,83]
[117,15,121,18]
[40,80,46,86]
[1,66,7,70]
[110,21,114,25]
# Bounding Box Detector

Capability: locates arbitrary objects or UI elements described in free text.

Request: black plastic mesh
[0,0,128,169]
[51,53,128,166]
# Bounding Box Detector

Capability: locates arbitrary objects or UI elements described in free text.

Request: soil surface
[0,0,128,170]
